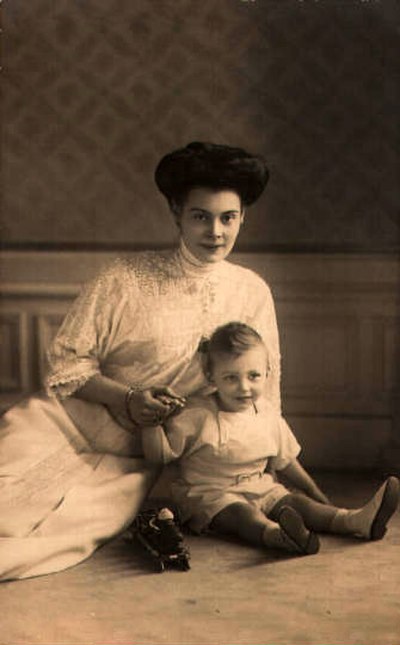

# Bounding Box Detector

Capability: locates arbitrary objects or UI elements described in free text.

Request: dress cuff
[46,367,101,399]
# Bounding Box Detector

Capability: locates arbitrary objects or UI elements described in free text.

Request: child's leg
[210,502,319,555]
[269,494,337,532]
[270,476,399,540]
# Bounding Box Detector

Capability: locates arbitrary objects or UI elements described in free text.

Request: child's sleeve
[141,408,199,464]
[268,416,301,471]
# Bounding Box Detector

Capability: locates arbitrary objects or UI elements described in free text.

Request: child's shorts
[171,471,290,534]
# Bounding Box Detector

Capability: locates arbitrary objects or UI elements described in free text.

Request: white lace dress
[0,245,281,580]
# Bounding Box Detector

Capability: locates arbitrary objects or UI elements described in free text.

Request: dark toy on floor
[128,507,190,572]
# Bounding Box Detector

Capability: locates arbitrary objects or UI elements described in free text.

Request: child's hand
[152,387,186,419]
[121,386,185,428]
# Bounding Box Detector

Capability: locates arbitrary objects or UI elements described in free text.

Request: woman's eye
[193,213,208,222]
[221,214,236,224]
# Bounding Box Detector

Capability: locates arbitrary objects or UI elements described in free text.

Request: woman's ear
[200,362,212,383]
[199,350,213,383]
[240,208,246,224]
[170,200,182,223]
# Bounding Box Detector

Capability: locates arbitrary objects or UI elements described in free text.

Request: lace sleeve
[45,260,132,399]
[251,281,282,414]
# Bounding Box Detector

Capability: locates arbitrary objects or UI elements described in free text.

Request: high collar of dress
[177,238,223,278]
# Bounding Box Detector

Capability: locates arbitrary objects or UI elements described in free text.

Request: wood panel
[288,416,393,471]
[36,313,68,384]
[382,318,400,392]
[0,311,30,392]
[281,315,358,395]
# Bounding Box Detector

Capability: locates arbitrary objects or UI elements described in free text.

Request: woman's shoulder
[77,257,133,297]
[119,249,173,272]
[123,249,184,283]
[222,260,272,296]
[224,262,272,306]
[87,256,136,281]
[87,250,180,296]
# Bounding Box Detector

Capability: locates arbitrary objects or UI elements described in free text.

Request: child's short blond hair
[203,321,267,375]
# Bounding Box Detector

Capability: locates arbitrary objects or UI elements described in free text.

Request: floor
[1,473,399,645]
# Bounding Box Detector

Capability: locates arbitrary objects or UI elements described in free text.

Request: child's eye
[224,375,237,383]
[248,372,261,381]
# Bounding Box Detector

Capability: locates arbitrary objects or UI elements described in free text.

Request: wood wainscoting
[1,250,399,472]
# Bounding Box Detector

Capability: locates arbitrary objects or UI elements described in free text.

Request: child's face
[210,346,268,412]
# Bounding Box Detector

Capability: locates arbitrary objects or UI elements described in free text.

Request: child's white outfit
[142,395,300,533]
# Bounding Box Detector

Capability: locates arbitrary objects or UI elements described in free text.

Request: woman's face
[175,187,244,263]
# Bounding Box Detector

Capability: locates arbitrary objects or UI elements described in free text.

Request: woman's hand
[127,387,186,427]
[74,373,186,429]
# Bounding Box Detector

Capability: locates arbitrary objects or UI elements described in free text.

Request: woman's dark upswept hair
[155,141,269,211]
[203,321,266,375]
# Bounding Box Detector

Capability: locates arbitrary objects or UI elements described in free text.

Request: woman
[0,141,279,581]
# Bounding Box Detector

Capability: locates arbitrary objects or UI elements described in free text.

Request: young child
[142,322,399,556]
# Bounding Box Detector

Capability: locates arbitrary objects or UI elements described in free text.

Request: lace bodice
[46,246,282,411]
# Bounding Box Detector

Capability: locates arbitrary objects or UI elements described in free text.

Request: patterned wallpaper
[2,0,399,251]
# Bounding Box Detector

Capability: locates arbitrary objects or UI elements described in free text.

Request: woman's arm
[280,459,331,504]
[46,262,127,400]
[75,375,184,428]
[45,262,184,427]
[250,280,281,413]
[74,373,129,408]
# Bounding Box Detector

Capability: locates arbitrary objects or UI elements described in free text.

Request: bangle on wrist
[125,385,142,427]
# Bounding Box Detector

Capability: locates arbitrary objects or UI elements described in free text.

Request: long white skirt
[0,394,159,581]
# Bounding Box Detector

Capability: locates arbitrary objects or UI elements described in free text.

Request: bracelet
[125,385,142,427]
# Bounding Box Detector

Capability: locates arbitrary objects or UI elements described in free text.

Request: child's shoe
[331,476,400,540]
[278,506,320,555]
[262,506,320,555]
